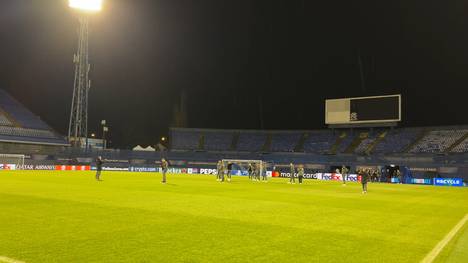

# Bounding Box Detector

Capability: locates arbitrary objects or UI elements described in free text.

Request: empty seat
[270,133,301,152]
[237,132,266,152]
[410,130,467,153]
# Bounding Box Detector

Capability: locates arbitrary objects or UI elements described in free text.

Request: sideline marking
[0,256,25,263]
[421,213,468,263]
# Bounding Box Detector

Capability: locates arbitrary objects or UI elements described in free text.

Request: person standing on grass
[226,162,233,182]
[341,165,349,185]
[261,162,268,181]
[255,163,261,181]
[298,165,304,184]
[216,161,223,181]
[396,169,403,184]
[361,169,369,194]
[95,156,103,181]
[289,163,296,184]
[161,158,169,184]
[248,163,253,180]
[222,163,232,182]
[251,163,257,181]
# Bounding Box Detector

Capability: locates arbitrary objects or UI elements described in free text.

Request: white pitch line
[421,213,468,263]
[0,256,25,263]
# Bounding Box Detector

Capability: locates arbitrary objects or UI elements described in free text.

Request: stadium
[1,1,468,263]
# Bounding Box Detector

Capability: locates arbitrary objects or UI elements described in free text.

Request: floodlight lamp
[69,0,102,12]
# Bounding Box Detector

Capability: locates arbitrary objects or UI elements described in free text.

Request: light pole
[67,0,102,148]
[101,120,108,150]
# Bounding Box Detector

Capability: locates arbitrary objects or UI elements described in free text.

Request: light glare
[69,0,102,12]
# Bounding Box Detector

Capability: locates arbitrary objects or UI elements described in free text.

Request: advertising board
[433,178,463,187]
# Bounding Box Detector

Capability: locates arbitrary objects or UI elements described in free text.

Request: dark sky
[1,0,467,148]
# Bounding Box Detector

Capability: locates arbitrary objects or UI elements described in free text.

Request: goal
[221,159,267,176]
[0,154,25,169]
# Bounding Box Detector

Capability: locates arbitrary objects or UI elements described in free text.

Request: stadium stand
[171,129,201,151]
[0,89,50,130]
[237,132,266,152]
[204,130,233,151]
[0,89,67,146]
[169,126,468,154]
[336,133,354,153]
[303,131,337,154]
[409,129,468,153]
[354,132,376,154]
[270,132,301,152]
[451,136,468,153]
[0,126,56,138]
[0,114,13,126]
[373,128,423,154]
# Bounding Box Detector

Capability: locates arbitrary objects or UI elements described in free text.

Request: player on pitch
[248,163,253,180]
[360,169,369,194]
[341,165,349,185]
[161,158,169,184]
[261,162,268,181]
[95,156,103,181]
[289,163,295,184]
[216,160,223,181]
[297,165,304,184]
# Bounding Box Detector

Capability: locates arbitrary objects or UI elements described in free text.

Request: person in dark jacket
[248,163,253,180]
[226,162,233,182]
[95,156,103,181]
[361,169,369,194]
[161,158,169,184]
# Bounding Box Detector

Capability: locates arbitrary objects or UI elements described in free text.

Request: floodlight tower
[68,0,102,147]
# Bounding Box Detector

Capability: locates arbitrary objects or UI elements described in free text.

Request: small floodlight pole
[101,120,108,149]
[68,1,101,147]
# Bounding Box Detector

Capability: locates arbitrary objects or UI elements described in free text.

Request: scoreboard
[325,94,401,125]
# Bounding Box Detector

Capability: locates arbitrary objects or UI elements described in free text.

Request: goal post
[221,159,268,176]
[0,154,25,169]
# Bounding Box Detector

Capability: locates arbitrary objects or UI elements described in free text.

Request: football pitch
[0,171,467,263]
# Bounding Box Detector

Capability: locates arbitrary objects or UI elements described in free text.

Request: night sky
[1,0,467,148]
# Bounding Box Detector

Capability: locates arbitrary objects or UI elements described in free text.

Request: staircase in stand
[198,133,205,151]
[403,129,428,153]
[345,132,367,153]
[446,131,468,153]
[294,133,308,152]
[330,132,347,154]
[262,133,272,152]
[0,107,21,127]
[230,132,239,151]
[366,131,387,154]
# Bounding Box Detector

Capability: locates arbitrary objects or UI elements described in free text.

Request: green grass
[434,218,468,263]
[0,171,467,263]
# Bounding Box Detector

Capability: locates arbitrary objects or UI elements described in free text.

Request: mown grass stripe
[0,256,25,263]
[421,214,468,263]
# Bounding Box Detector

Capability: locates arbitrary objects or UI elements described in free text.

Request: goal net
[0,154,25,169]
[221,159,267,177]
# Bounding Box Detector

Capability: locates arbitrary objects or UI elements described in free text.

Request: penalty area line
[0,256,25,263]
[421,213,468,263]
